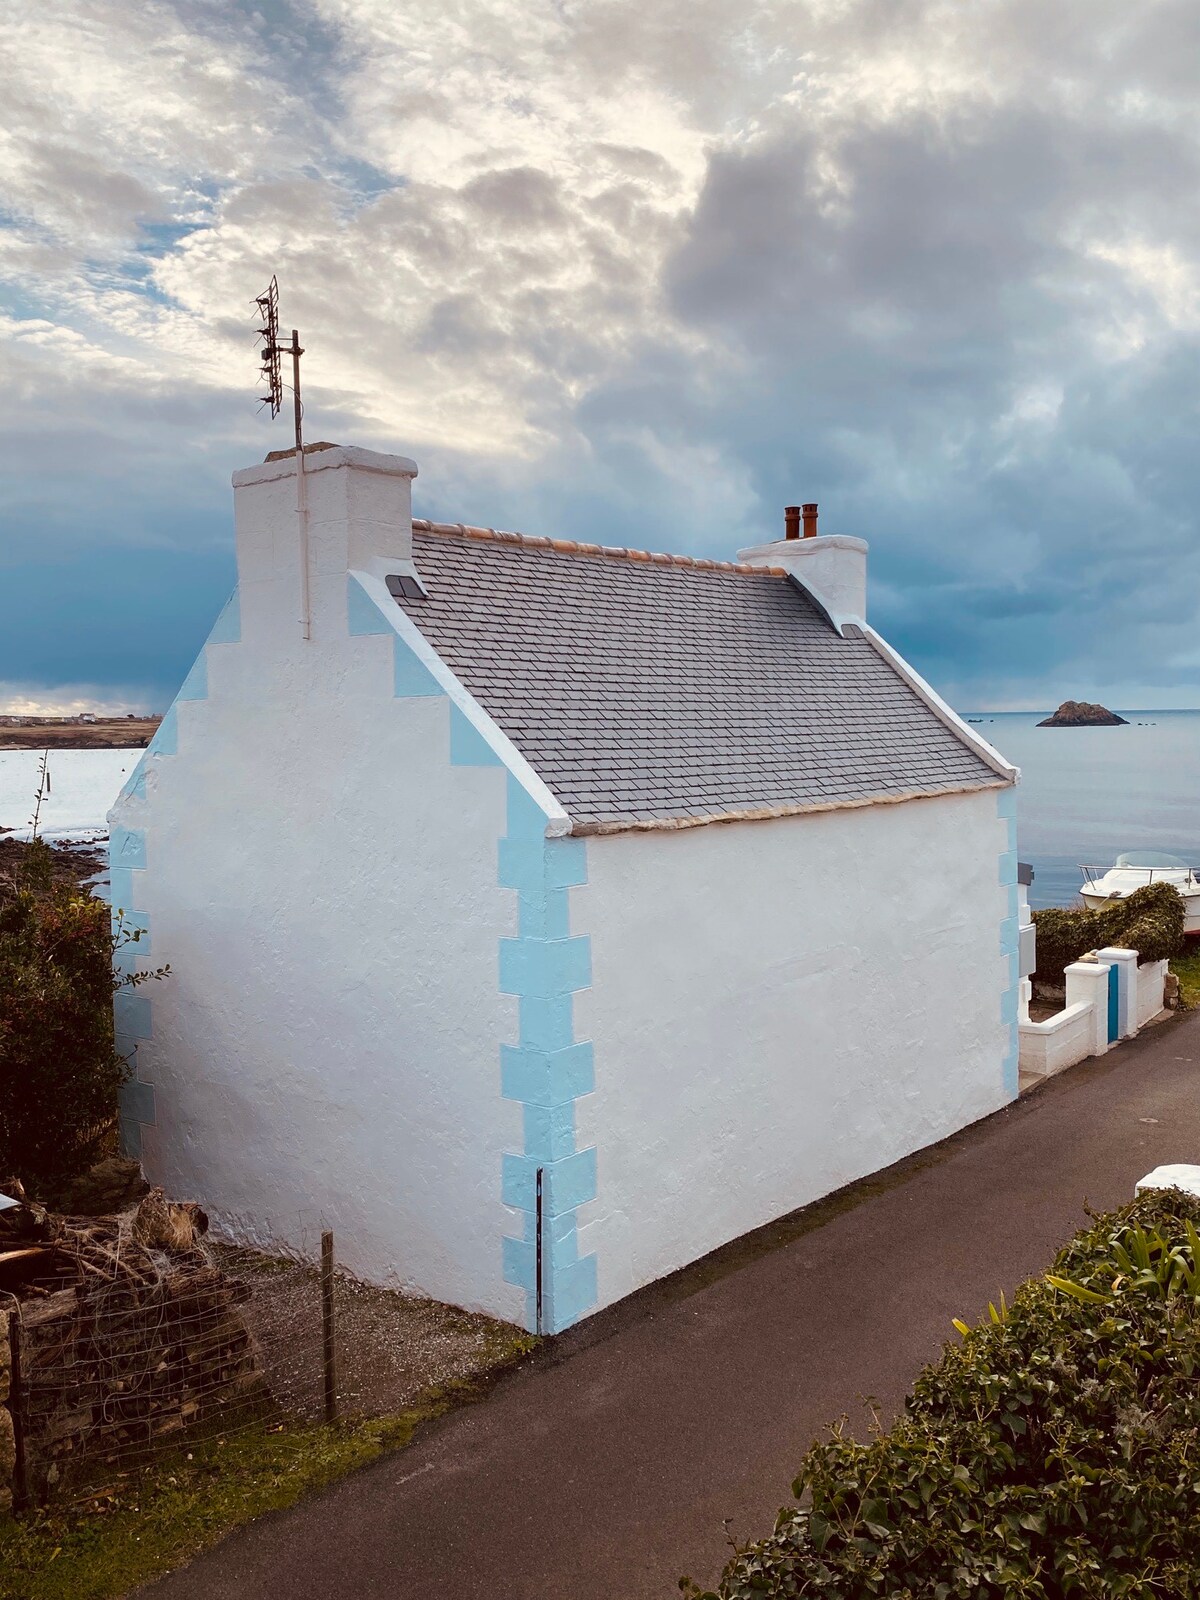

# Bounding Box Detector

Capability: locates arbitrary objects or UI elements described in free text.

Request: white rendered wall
[1018,1003,1094,1078]
[568,787,1013,1310]
[111,562,528,1324]
[1137,960,1168,1027]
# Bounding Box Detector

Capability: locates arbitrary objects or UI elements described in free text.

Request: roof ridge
[411,518,785,578]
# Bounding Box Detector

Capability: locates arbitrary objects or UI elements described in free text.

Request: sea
[965,710,1200,910]
[1,714,1197,910]
[0,748,140,842]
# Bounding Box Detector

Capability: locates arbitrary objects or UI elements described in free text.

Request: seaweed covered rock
[1037,700,1129,726]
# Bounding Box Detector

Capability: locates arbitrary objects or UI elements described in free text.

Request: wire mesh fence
[2,1196,528,1510]
[3,1207,326,1506]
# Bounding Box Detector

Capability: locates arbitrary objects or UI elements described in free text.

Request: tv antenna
[254,276,312,638]
[254,275,304,454]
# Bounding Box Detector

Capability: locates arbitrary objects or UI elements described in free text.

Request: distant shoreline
[0,718,160,750]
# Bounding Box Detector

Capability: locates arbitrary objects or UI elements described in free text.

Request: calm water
[1,716,1196,909]
[966,711,1200,910]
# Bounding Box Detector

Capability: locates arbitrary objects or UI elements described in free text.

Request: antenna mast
[254,276,304,451]
[254,277,311,639]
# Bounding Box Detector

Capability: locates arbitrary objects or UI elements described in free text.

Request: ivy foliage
[0,838,162,1197]
[684,1190,1200,1599]
[1032,880,1185,988]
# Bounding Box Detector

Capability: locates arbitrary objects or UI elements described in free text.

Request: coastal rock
[1037,700,1129,728]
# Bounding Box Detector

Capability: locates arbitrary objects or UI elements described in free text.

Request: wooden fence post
[320,1230,337,1425]
[6,1303,28,1512]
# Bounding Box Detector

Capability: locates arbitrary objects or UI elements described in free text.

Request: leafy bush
[0,838,158,1198]
[684,1189,1200,1599]
[1032,880,1185,988]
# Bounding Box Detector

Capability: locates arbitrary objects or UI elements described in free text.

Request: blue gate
[1107,961,1120,1043]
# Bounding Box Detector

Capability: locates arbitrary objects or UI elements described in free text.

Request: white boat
[1080,852,1200,935]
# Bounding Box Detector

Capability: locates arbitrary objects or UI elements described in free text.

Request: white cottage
[109,444,1021,1334]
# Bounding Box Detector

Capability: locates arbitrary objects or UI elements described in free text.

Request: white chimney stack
[231,443,418,642]
[738,502,867,634]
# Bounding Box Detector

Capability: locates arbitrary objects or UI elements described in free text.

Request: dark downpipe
[535,1167,545,1336]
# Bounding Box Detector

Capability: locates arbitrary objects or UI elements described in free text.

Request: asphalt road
[143,1010,1200,1600]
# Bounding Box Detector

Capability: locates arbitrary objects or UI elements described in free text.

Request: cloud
[0,0,1198,709]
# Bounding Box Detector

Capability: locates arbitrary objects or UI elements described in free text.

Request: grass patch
[1171,946,1200,1008]
[0,1353,534,1600]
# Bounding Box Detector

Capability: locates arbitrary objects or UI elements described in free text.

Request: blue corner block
[347,574,393,636]
[501,1041,595,1107]
[449,703,504,766]
[522,1100,576,1163]
[503,1212,581,1293]
[545,1146,597,1214]
[1001,987,1020,1026]
[998,850,1017,888]
[113,910,151,977]
[177,650,208,701]
[502,1232,535,1290]
[208,587,241,645]
[541,1209,580,1267]
[118,1116,143,1160]
[505,773,552,843]
[109,866,136,916]
[518,994,576,1053]
[547,1254,598,1333]
[119,1078,156,1126]
[393,640,444,698]
[110,826,147,870]
[150,704,178,756]
[117,761,147,804]
[499,935,591,998]
[499,837,588,892]
[996,787,1018,820]
[517,888,572,940]
[501,1147,597,1216]
[113,991,153,1040]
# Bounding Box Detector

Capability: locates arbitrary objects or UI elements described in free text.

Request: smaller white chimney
[738,502,867,634]
[231,443,418,643]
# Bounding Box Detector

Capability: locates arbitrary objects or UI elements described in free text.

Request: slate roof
[395,521,1007,832]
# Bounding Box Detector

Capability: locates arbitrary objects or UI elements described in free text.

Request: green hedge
[0,840,142,1197]
[1032,880,1185,988]
[684,1189,1200,1599]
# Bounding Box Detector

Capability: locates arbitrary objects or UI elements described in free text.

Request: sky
[1,0,1198,715]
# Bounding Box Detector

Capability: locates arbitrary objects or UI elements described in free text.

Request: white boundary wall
[1137,960,1170,1029]
[1020,955,1168,1081]
[570,787,1014,1313]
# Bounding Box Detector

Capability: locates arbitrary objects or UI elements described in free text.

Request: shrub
[1032,880,1185,988]
[684,1189,1200,1600]
[0,838,159,1198]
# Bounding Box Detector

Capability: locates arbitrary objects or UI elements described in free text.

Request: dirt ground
[1027,996,1064,1022]
[213,1244,532,1422]
[0,718,160,749]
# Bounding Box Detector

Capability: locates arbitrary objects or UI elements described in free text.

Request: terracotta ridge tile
[412,517,786,577]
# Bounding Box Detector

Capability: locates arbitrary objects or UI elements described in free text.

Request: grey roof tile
[397,527,1005,829]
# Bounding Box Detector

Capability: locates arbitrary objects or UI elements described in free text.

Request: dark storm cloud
[623,61,1200,704]
[2,0,1199,709]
